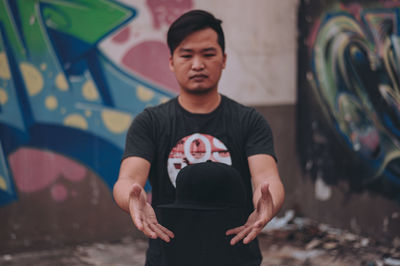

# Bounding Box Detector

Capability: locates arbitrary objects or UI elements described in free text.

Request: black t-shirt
[122,95,276,265]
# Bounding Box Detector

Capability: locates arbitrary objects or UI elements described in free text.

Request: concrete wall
[1,0,399,254]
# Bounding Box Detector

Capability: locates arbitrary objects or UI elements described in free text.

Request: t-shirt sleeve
[245,109,277,161]
[122,109,155,163]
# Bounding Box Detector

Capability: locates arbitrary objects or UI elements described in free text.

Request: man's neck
[178,91,221,114]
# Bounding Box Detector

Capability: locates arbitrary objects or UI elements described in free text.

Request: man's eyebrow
[177,47,218,53]
[178,48,193,53]
[202,47,217,52]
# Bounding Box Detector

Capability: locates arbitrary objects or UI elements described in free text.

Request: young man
[113,10,285,265]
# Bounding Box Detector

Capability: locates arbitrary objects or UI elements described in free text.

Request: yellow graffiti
[55,73,68,91]
[0,175,7,190]
[136,85,155,102]
[64,114,88,130]
[45,95,58,110]
[159,97,170,104]
[20,63,44,96]
[0,88,8,105]
[0,52,11,80]
[82,80,99,101]
[101,110,132,134]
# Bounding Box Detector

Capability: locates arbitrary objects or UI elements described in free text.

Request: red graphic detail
[171,136,230,161]
[146,0,193,29]
[9,148,87,202]
[167,133,232,186]
[122,41,179,93]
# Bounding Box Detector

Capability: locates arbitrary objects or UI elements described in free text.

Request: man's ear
[222,53,227,69]
[169,55,174,72]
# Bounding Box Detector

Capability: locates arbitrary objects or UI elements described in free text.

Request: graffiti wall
[0,0,181,208]
[0,0,299,250]
[298,0,400,199]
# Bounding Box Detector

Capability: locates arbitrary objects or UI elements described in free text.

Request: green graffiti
[41,0,132,44]
[0,0,26,58]
[310,10,400,184]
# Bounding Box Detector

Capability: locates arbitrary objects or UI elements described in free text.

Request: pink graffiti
[379,0,400,8]
[112,26,131,43]
[306,19,321,54]
[339,3,362,20]
[51,183,68,202]
[122,41,179,93]
[8,148,87,201]
[146,0,193,29]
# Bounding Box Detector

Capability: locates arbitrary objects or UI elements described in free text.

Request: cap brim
[157,203,228,211]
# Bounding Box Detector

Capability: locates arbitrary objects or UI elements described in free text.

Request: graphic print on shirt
[167,133,232,187]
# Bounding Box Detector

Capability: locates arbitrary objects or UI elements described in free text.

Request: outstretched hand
[226,183,273,245]
[129,184,174,242]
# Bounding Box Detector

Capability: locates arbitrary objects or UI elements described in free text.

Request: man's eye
[181,54,192,58]
[204,54,216,57]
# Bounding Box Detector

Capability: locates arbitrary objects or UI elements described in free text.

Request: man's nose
[191,56,204,71]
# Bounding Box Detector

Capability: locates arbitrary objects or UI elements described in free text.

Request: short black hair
[167,10,225,55]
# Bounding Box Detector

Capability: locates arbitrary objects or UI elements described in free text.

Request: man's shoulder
[221,95,255,113]
[143,97,177,115]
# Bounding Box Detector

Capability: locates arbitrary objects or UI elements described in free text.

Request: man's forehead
[179,29,218,44]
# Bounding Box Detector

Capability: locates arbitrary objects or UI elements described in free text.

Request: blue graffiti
[0,0,174,205]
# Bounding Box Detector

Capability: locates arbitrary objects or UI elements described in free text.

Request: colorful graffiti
[0,0,193,206]
[299,0,400,196]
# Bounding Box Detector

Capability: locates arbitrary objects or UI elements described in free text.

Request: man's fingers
[142,220,157,239]
[229,226,252,246]
[128,185,174,242]
[131,214,144,231]
[129,201,144,231]
[131,211,174,242]
[149,223,174,242]
[226,226,244,236]
[158,224,175,239]
[243,228,261,244]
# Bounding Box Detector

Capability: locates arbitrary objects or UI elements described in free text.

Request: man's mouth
[190,74,208,80]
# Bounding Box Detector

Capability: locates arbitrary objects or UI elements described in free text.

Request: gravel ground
[1,214,399,266]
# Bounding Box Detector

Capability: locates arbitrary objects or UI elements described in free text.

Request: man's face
[169,28,227,95]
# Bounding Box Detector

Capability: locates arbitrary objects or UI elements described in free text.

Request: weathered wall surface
[1,0,399,254]
[297,0,400,242]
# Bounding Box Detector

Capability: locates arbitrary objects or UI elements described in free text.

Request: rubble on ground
[260,210,400,266]
[1,211,399,266]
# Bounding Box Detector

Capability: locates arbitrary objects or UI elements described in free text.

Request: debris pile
[260,210,400,266]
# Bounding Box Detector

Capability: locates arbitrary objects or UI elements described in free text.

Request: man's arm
[226,154,285,245]
[249,154,284,217]
[113,156,174,242]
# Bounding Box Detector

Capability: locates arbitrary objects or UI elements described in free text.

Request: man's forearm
[113,156,151,212]
[113,178,136,213]
[252,178,285,217]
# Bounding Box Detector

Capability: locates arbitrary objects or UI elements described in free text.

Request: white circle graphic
[167,133,232,187]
